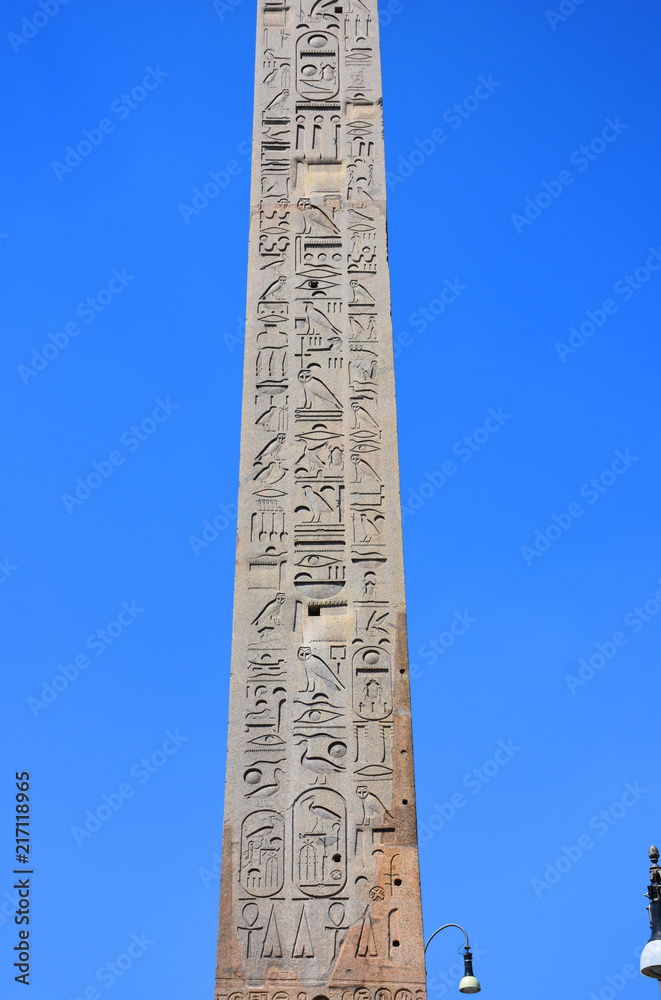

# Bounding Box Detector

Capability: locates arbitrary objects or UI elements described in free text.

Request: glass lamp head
[458,974,481,994]
[459,948,481,993]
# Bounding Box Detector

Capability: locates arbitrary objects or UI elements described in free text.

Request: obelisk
[214,3,427,1000]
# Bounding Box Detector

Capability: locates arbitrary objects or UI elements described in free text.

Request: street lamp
[641,846,661,983]
[424,923,481,994]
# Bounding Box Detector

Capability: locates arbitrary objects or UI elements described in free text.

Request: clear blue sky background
[2,1,660,998]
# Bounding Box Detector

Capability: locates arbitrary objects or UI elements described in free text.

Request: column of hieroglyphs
[215,3,427,1000]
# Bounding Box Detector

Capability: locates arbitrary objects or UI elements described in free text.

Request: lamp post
[424,923,481,994]
[640,846,661,989]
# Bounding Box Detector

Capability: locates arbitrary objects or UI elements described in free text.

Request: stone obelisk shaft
[215,3,426,999]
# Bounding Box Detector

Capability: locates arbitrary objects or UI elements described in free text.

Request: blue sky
[2,1,660,998]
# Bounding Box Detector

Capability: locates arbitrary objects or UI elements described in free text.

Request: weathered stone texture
[215,4,426,1000]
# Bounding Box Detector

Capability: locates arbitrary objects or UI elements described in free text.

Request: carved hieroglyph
[215,3,426,1000]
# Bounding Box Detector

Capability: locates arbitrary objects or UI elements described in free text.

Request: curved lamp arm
[424,924,481,994]
[424,923,470,954]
